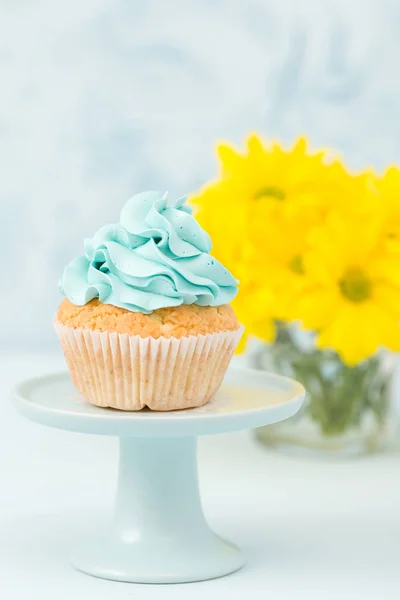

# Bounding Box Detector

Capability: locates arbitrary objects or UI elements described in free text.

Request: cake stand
[14,365,305,584]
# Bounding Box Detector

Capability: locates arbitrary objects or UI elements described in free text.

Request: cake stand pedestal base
[72,437,243,583]
[14,367,304,584]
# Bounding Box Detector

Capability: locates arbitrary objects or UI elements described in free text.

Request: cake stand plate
[14,365,305,584]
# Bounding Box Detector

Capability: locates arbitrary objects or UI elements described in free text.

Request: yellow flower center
[288,254,305,275]
[254,186,285,201]
[339,268,371,303]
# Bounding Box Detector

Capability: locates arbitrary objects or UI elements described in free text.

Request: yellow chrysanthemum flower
[297,212,400,365]
[191,134,335,341]
[263,167,381,322]
[191,133,400,364]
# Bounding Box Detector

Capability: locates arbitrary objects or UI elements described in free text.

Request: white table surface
[1,353,400,599]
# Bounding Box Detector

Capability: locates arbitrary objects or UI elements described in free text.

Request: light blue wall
[1,0,399,348]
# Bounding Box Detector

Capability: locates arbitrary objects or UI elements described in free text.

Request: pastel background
[1,0,399,349]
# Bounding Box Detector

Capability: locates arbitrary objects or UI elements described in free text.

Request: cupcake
[55,191,243,411]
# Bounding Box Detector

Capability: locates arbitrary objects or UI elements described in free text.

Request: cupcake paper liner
[54,322,244,411]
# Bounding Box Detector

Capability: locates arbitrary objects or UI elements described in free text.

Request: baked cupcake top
[56,299,240,337]
[59,191,238,314]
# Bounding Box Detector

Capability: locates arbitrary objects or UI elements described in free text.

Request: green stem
[265,324,392,437]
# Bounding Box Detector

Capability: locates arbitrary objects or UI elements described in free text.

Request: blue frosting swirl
[59,191,238,313]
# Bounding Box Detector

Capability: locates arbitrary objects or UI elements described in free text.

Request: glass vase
[253,324,398,457]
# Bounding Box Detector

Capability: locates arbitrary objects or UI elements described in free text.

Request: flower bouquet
[191,135,400,456]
